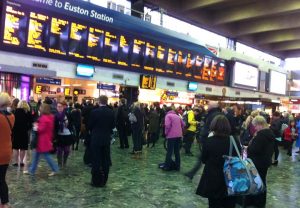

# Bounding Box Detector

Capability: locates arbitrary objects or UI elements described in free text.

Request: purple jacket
[165,111,184,139]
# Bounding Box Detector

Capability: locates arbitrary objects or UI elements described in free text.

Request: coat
[284,126,297,142]
[12,108,32,149]
[196,135,240,198]
[148,110,160,133]
[0,111,15,165]
[37,114,55,153]
[88,106,115,147]
[247,128,275,171]
[164,110,184,139]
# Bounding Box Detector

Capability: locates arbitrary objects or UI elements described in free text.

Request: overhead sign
[64,87,71,96]
[36,77,61,85]
[140,75,157,90]
[0,0,226,86]
[97,83,116,91]
[73,88,86,95]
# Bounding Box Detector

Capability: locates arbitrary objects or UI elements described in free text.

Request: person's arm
[164,115,171,136]
[247,134,264,156]
[88,110,96,131]
[38,117,48,134]
[201,141,209,164]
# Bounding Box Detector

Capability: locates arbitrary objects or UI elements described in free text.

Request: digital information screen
[27,12,49,52]
[118,35,131,67]
[131,39,146,68]
[0,0,227,86]
[140,75,157,90]
[3,5,27,47]
[69,22,88,59]
[166,48,177,74]
[49,17,69,55]
[103,31,118,64]
[86,27,104,62]
[155,45,167,73]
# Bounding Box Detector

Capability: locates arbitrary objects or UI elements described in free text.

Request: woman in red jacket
[0,93,15,208]
[284,120,298,157]
[25,103,59,176]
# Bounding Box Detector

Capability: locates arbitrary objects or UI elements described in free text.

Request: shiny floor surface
[6,139,300,208]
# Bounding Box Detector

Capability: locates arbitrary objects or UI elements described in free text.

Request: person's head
[11,98,20,109]
[120,98,126,106]
[69,102,73,107]
[272,111,281,120]
[290,120,296,128]
[74,103,81,109]
[99,95,108,106]
[210,115,231,137]
[44,97,53,105]
[252,116,269,132]
[193,108,200,116]
[57,102,65,113]
[40,103,51,115]
[208,101,219,111]
[17,100,30,113]
[0,92,11,110]
[29,96,34,102]
[251,110,260,118]
[133,101,140,109]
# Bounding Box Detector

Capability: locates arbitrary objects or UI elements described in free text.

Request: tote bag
[223,136,265,196]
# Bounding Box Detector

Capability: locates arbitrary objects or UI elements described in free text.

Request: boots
[57,155,63,168]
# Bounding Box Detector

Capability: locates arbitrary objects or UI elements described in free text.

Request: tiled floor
[6,139,300,208]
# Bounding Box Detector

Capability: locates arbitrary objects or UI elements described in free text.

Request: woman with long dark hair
[196,115,240,208]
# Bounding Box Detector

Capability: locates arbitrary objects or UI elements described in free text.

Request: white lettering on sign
[29,0,114,24]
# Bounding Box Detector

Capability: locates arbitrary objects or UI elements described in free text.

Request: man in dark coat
[116,98,129,149]
[88,96,115,187]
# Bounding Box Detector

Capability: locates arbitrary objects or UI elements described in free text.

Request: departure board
[185,53,195,78]
[69,22,88,59]
[144,42,156,71]
[155,45,167,73]
[194,55,204,80]
[27,12,49,52]
[0,0,227,86]
[49,17,69,55]
[103,31,118,64]
[3,6,27,47]
[176,50,187,76]
[118,35,131,67]
[166,48,177,74]
[131,39,146,68]
[86,27,104,62]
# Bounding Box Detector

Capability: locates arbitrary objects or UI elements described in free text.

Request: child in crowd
[284,120,298,156]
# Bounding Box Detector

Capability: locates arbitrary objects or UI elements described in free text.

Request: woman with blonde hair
[12,100,32,167]
[243,115,275,207]
[0,93,15,208]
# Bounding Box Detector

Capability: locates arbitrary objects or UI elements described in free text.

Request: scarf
[56,111,66,133]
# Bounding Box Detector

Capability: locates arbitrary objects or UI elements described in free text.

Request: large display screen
[0,0,227,86]
[232,62,259,90]
[269,71,286,95]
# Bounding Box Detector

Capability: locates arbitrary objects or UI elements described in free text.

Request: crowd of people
[0,91,299,208]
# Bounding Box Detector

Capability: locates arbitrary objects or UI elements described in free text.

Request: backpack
[183,112,190,129]
[223,136,265,196]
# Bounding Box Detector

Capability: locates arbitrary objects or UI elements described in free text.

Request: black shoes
[272,160,278,166]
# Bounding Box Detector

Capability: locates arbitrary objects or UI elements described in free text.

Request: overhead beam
[254,29,300,45]
[182,0,230,11]
[235,13,300,36]
[271,40,300,52]
[214,0,300,25]
[284,50,300,58]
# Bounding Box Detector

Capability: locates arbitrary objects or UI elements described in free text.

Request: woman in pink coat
[25,103,59,176]
[162,107,185,171]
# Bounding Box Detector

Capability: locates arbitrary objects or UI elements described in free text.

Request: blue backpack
[223,137,265,196]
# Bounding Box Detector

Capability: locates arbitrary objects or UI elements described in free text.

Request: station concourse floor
[6,138,300,208]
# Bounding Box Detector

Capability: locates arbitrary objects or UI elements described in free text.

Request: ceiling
[144,0,300,59]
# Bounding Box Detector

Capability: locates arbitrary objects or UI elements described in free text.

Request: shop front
[0,72,32,101]
[33,77,120,104]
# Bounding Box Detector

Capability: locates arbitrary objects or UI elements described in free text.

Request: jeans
[0,165,9,205]
[165,138,181,170]
[29,151,59,174]
[184,131,195,154]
